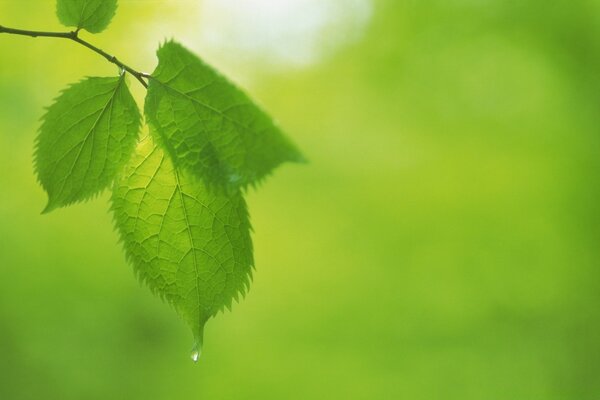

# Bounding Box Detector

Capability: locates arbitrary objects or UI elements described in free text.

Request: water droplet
[190,325,205,363]
[190,342,202,363]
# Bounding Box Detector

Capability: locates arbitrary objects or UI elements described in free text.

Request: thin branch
[0,25,148,88]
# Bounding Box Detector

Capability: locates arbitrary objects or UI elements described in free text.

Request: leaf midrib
[174,169,203,328]
[150,77,262,134]
[52,75,125,203]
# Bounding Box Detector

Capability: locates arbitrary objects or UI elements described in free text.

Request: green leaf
[56,0,118,34]
[145,41,304,190]
[111,135,254,350]
[35,75,141,213]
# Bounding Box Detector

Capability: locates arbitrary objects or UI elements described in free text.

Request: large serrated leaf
[111,135,254,349]
[56,0,118,34]
[145,40,304,190]
[35,75,141,213]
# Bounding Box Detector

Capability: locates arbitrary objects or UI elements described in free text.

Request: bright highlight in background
[197,0,372,68]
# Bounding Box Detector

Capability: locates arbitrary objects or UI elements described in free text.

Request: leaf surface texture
[56,0,118,33]
[111,135,254,341]
[35,75,141,212]
[145,41,303,189]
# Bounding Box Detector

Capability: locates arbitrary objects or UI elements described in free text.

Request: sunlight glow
[196,0,372,69]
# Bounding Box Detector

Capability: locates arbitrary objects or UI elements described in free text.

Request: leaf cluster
[27,0,303,352]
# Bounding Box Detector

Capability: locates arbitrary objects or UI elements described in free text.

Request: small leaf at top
[35,75,141,212]
[145,40,304,190]
[56,0,118,34]
[111,135,254,348]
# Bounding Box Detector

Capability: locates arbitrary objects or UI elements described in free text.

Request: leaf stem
[0,25,148,88]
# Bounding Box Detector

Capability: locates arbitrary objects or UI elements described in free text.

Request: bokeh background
[1,0,599,399]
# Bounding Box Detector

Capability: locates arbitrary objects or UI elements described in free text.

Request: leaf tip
[41,199,57,214]
[293,151,308,164]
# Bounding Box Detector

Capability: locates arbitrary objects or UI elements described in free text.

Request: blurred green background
[1,0,599,399]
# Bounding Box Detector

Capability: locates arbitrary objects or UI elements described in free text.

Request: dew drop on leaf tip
[190,342,201,363]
